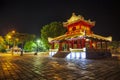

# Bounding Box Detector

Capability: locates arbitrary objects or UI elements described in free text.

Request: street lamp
[8,35,11,49]
[12,30,16,47]
[34,39,40,55]
[12,30,15,34]
[11,30,16,55]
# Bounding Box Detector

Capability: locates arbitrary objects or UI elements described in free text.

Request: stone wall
[86,49,111,59]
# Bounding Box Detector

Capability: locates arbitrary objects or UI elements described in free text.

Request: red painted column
[105,41,108,50]
[81,39,85,48]
[100,41,103,49]
[51,42,54,49]
[95,41,97,49]
[77,39,79,48]
[71,40,74,49]
[90,40,93,48]
[67,41,70,51]
[59,42,62,51]
[79,39,82,48]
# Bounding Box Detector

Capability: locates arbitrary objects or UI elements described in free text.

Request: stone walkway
[0,53,120,80]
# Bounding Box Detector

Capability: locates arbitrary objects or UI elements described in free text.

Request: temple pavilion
[48,13,112,59]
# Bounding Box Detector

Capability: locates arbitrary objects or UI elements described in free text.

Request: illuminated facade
[48,13,112,59]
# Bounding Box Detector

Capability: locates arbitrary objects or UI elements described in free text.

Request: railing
[49,49,58,52]
[70,48,85,52]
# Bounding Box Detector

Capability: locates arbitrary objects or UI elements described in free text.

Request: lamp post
[11,30,15,55]
[12,30,16,48]
[12,30,15,34]
[34,39,40,55]
[8,35,11,49]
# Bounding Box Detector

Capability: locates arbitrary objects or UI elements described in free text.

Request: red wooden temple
[48,13,112,59]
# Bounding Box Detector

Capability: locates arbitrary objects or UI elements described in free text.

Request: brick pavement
[0,53,120,80]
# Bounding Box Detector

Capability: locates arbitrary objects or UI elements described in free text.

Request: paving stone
[0,53,120,80]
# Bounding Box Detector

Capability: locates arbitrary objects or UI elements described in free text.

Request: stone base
[86,51,112,59]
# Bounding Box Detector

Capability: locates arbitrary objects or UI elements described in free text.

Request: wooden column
[81,39,85,48]
[105,41,108,50]
[67,41,70,51]
[90,40,93,48]
[59,42,62,51]
[51,42,54,49]
[79,39,82,48]
[95,41,97,49]
[77,39,80,48]
[71,40,74,49]
[100,41,103,49]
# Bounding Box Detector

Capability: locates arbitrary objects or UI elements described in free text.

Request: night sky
[0,0,120,41]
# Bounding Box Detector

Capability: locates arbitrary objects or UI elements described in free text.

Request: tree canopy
[24,41,36,52]
[0,36,6,52]
[41,21,66,50]
[4,31,36,50]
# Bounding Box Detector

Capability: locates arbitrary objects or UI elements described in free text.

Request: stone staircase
[52,51,70,58]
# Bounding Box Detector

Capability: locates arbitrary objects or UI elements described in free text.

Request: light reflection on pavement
[0,53,120,80]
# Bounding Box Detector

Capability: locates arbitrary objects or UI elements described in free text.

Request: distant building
[48,13,112,59]
[11,46,22,54]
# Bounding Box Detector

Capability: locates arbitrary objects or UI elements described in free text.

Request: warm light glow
[8,35,11,39]
[16,38,19,41]
[48,37,54,42]
[86,39,89,41]
[12,30,15,34]
[106,36,112,42]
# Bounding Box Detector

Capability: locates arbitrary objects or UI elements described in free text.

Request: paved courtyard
[0,53,120,80]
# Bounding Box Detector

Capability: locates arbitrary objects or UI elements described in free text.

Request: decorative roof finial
[72,12,76,16]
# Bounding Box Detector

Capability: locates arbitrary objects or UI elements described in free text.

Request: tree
[41,21,66,50]
[24,38,46,52]
[4,30,17,48]
[24,41,36,52]
[109,41,119,49]
[0,36,6,52]
[5,31,36,48]
[16,33,36,54]
[4,30,36,55]
[14,33,36,56]
[108,41,120,53]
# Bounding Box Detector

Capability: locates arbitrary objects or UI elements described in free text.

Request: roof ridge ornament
[72,12,75,16]
[63,13,95,27]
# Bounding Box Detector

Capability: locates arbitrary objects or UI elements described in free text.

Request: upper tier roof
[63,13,95,27]
[48,32,112,43]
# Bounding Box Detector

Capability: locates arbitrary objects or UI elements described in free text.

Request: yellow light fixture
[12,30,15,34]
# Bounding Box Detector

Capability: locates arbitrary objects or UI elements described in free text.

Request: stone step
[52,51,70,58]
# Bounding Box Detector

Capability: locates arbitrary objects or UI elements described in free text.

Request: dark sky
[0,0,120,41]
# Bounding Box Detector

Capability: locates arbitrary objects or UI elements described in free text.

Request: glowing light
[49,49,58,57]
[81,52,86,58]
[49,52,56,57]
[66,51,86,59]
[37,39,40,43]
[12,30,15,34]
[83,48,86,51]
[86,39,89,41]
[8,35,11,39]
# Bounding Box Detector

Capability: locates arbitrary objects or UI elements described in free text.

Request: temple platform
[86,49,112,59]
[49,48,112,59]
